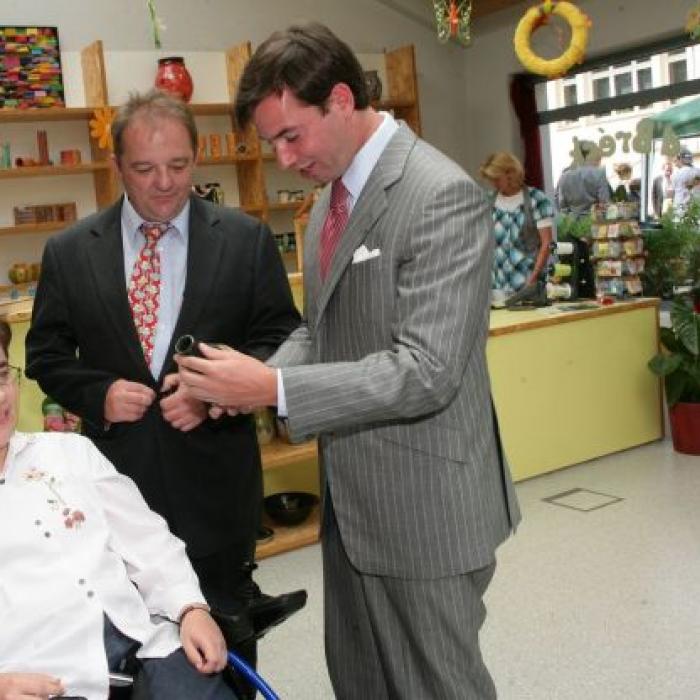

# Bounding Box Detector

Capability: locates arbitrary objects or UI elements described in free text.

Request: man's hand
[104,379,157,424]
[160,374,208,432]
[179,609,227,674]
[175,343,277,410]
[0,672,64,699]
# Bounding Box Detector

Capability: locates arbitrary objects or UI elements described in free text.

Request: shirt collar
[121,195,190,245]
[341,112,399,205]
[2,431,35,479]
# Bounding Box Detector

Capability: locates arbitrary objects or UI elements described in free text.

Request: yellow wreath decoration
[514,1,591,79]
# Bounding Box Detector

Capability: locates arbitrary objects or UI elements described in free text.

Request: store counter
[487,298,663,481]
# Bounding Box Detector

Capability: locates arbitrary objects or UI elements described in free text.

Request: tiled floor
[255,439,700,699]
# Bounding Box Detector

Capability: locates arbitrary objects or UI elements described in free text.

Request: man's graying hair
[234,22,370,130]
[111,89,198,160]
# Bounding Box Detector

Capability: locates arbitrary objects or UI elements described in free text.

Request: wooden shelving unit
[0,106,98,123]
[0,162,112,180]
[256,507,320,560]
[0,220,76,237]
[260,438,317,471]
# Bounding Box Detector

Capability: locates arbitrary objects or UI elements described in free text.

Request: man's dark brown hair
[234,22,370,130]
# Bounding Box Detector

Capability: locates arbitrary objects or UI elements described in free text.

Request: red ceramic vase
[154,57,193,102]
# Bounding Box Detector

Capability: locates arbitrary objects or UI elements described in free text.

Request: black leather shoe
[212,589,307,647]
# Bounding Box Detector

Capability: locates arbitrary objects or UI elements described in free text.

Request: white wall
[464,0,698,175]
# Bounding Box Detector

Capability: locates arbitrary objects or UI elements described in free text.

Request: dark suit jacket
[26,196,300,558]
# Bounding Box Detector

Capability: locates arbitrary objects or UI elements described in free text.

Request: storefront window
[536,38,700,222]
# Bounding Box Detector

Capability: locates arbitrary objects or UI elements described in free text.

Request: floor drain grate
[542,487,623,512]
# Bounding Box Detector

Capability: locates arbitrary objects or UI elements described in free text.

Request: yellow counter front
[2,306,44,432]
[487,298,663,481]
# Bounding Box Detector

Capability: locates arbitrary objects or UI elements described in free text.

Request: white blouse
[0,432,206,699]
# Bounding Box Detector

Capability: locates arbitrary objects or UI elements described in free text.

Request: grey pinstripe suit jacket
[270,124,520,579]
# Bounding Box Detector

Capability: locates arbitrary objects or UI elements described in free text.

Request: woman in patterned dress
[480,152,553,293]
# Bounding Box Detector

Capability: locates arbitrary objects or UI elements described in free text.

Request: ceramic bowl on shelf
[264,492,319,526]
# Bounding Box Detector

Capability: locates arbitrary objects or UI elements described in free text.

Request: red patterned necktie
[319,179,350,281]
[128,222,169,366]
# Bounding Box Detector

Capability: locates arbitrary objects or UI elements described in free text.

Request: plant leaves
[659,327,681,353]
[665,370,687,406]
[671,299,699,356]
[648,352,683,377]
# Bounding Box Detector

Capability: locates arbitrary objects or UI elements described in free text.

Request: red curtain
[509,73,544,189]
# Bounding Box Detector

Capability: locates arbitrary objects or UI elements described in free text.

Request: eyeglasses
[0,365,21,387]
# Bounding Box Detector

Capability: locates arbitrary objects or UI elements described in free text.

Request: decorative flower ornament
[433,0,473,47]
[514,1,591,79]
[89,107,116,152]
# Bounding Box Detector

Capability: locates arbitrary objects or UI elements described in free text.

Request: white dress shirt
[0,432,205,699]
[277,112,400,415]
[121,196,190,378]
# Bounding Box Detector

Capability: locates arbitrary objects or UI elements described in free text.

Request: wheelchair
[108,589,307,700]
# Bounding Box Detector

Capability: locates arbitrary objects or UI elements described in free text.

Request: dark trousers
[103,615,236,700]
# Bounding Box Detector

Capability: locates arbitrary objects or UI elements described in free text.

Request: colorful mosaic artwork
[0,26,64,109]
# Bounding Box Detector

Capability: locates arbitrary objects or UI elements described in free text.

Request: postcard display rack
[590,202,644,299]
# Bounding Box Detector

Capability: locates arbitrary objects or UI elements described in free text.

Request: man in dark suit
[176,23,520,699]
[25,90,300,686]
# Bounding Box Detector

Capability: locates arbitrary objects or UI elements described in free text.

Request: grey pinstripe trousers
[323,499,498,699]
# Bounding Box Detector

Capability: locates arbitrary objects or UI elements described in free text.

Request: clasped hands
[174,343,277,418]
[104,344,275,429]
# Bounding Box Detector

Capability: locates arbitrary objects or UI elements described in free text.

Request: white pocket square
[352,245,381,264]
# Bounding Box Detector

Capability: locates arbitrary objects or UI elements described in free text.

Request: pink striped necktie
[128,221,169,366]
[319,179,349,281]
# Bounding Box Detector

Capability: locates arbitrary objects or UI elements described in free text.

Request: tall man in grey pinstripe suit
[177,23,521,699]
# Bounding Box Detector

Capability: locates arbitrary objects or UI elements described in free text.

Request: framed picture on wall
[0,26,65,109]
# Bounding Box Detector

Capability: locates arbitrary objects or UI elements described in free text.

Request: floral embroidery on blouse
[23,467,87,529]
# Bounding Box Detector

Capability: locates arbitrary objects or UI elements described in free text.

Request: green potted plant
[555,213,592,241]
[648,297,700,454]
[642,201,700,298]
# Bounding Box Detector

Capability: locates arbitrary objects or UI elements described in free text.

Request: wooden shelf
[268,201,303,212]
[188,103,234,117]
[197,154,258,166]
[374,98,415,111]
[260,438,317,471]
[255,506,320,560]
[0,106,97,123]
[0,162,111,179]
[0,220,73,237]
[0,296,33,323]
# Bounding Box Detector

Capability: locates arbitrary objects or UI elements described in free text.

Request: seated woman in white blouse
[0,320,236,700]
